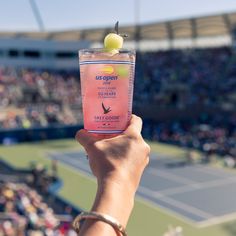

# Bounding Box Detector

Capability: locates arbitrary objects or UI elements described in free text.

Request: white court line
[156,176,236,196]
[148,167,198,185]
[195,165,234,178]
[157,184,199,196]
[139,186,213,219]
[135,194,198,227]
[196,211,236,228]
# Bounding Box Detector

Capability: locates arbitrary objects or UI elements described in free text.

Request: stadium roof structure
[0,11,236,42]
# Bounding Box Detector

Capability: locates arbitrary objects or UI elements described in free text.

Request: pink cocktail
[79,49,135,134]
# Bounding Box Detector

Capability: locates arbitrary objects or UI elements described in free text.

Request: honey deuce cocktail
[79,48,135,134]
[79,22,135,134]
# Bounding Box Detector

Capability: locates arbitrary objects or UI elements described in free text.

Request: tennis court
[48,150,236,227]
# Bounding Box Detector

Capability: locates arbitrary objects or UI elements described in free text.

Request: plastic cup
[79,48,135,134]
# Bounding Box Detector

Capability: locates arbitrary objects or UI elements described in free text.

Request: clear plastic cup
[79,48,135,134]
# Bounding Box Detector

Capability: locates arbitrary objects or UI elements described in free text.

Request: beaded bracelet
[72,211,127,236]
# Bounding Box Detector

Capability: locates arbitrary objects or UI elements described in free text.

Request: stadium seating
[135,47,235,107]
[0,47,235,160]
[0,68,82,129]
[0,162,77,236]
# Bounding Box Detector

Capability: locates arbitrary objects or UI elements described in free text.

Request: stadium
[0,1,236,235]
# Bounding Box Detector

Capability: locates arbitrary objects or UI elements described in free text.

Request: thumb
[75,129,96,148]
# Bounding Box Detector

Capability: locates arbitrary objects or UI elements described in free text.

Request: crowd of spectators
[135,47,236,107]
[143,112,236,162]
[0,67,81,129]
[1,46,236,129]
[0,181,77,236]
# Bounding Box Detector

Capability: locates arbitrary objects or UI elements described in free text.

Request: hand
[76,114,150,194]
[75,115,150,235]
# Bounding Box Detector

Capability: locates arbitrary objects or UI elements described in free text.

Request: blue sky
[1,0,236,31]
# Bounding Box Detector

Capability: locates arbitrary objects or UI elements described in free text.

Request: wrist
[92,178,135,227]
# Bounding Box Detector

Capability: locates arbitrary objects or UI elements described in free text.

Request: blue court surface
[48,151,236,227]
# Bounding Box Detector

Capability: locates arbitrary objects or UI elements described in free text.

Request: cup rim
[78,48,135,54]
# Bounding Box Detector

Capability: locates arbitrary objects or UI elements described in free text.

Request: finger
[124,114,143,136]
[75,129,97,148]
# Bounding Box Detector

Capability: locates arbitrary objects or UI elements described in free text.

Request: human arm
[74,115,150,236]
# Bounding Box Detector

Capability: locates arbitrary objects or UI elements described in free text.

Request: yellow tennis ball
[104,33,123,49]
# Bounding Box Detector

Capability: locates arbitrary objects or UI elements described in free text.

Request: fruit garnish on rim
[104,21,128,54]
